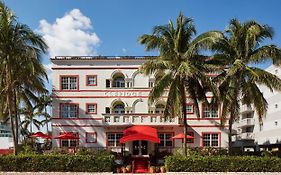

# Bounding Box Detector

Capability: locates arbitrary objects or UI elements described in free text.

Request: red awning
[170,133,194,140]
[120,125,160,143]
[30,132,51,139]
[55,133,79,140]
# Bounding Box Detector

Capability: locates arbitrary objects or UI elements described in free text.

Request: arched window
[113,103,125,114]
[155,104,165,114]
[112,73,125,88]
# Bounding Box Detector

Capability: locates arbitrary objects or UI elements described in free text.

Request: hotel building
[51,56,229,155]
[233,65,281,152]
[0,123,13,155]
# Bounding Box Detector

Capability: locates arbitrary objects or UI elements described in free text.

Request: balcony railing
[236,132,254,140]
[102,114,179,125]
[241,105,254,114]
[237,118,255,128]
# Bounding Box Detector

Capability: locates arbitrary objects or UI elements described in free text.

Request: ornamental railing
[102,114,179,125]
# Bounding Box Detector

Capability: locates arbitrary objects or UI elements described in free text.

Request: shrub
[173,147,228,156]
[0,154,114,172]
[165,154,281,172]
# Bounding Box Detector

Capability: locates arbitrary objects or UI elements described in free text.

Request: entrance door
[133,141,139,155]
[132,140,148,155]
[141,141,148,155]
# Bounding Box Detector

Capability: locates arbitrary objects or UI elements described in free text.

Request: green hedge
[165,155,281,172]
[0,154,114,172]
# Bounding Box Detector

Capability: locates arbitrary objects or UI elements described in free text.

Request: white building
[0,123,13,151]
[51,56,229,155]
[233,65,281,152]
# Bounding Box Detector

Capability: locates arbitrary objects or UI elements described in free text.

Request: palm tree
[20,106,42,137]
[210,19,281,152]
[0,1,48,154]
[139,13,220,155]
[36,94,52,133]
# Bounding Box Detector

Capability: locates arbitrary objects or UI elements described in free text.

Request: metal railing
[236,132,254,140]
[237,118,255,128]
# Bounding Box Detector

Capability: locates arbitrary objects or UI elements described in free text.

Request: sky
[3,0,281,133]
[4,0,281,82]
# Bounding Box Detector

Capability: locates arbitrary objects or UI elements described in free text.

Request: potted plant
[126,165,132,173]
[116,167,121,173]
[121,166,127,173]
[160,166,166,173]
[149,166,156,173]
[155,166,160,173]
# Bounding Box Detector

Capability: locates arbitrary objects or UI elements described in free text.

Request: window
[113,77,125,87]
[113,104,125,114]
[86,103,97,114]
[149,81,154,88]
[155,104,165,114]
[158,133,173,147]
[202,133,219,147]
[275,104,278,108]
[61,76,78,90]
[107,133,123,147]
[60,132,79,148]
[86,132,97,143]
[60,103,79,118]
[203,103,218,118]
[112,72,125,88]
[0,130,12,137]
[86,75,97,86]
[186,104,194,114]
[105,107,111,114]
[106,79,110,88]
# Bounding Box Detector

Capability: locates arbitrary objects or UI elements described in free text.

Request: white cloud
[38,9,100,57]
[122,48,127,53]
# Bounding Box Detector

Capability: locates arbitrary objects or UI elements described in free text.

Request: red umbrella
[54,133,79,140]
[170,133,194,140]
[30,132,51,139]
[45,134,52,139]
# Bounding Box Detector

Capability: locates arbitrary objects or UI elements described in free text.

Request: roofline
[50,56,158,61]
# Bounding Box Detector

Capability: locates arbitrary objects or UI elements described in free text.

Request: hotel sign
[105,91,143,97]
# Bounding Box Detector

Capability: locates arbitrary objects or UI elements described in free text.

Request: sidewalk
[1,173,281,175]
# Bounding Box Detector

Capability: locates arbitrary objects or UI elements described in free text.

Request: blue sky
[4,0,281,69]
[4,0,281,133]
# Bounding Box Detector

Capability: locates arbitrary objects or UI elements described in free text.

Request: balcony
[241,104,254,114]
[237,118,255,128]
[236,132,254,140]
[102,114,179,126]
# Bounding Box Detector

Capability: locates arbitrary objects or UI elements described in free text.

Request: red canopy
[54,133,79,140]
[120,125,160,143]
[30,132,51,139]
[170,133,194,140]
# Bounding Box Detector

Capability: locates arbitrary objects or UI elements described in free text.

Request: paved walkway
[1,173,281,175]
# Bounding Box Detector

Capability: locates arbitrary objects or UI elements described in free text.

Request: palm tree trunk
[7,68,18,155]
[228,79,239,155]
[180,78,188,156]
[45,105,49,133]
[7,91,18,155]
[228,112,233,154]
[13,90,19,150]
